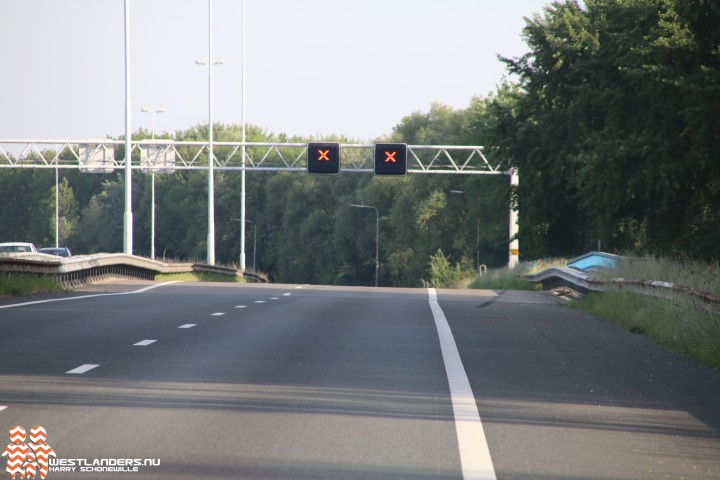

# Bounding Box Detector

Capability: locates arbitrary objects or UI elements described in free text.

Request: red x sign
[384,151,397,163]
[317,149,330,161]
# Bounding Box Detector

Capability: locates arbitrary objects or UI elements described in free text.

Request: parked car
[0,242,38,254]
[39,247,72,258]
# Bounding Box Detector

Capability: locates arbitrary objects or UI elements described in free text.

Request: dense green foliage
[2,0,718,286]
[490,0,720,259]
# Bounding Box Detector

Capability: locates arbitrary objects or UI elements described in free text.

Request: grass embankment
[155,272,246,283]
[466,255,720,369]
[0,273,65,298]
[569,255,720,369]
[465,258,566,291]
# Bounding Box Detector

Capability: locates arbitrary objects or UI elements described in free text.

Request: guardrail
[0,253,267,286]
[525,252,720,308]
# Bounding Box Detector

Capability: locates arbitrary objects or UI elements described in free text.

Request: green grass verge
[569,290,720,369]
[155,272,246,283]
[466,268,541,291]
[0,273,65,298]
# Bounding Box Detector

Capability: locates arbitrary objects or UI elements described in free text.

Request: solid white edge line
[0,281,182,310]
[66,364,100,374]
[428,288,497,480]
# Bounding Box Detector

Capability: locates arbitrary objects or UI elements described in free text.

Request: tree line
[1,0,717,286]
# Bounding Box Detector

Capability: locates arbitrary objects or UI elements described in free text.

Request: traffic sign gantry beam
[0,140,500,174]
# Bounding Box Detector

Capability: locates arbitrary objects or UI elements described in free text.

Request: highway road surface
[0,281,718,479]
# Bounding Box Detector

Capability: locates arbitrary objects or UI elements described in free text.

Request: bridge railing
[0,253,266,286]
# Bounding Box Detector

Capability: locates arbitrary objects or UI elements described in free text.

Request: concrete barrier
[0,253,266,285]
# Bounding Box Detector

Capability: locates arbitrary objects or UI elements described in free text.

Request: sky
[0,0,550,143]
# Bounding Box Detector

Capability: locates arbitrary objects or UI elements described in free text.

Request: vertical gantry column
[508,168,519,269]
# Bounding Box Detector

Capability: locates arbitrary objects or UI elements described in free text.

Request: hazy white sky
[0,0,549,142]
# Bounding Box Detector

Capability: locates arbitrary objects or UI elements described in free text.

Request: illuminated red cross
[317,149,330,161]
[384,151,397,163]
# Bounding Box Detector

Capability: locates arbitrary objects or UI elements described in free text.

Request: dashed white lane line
[235,305,247,309]
[134,340,157,346]
[66,364,100,374]
[270,297,279,300]
[254,300,265,304]
[428,288,497,480]
[283,293,292,296]
[211,312,226,316]
[178,324,196,329]
[295,286,303,289]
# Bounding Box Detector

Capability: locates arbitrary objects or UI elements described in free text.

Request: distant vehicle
[0,242,38,254]
[39,247,72,258]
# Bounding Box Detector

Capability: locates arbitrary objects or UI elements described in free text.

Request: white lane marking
[178,324,196,329]
[428,288,497,480]
[66,364,100,374]
[211,312,225,316]
[283,293,292,296]
[254,300,265,304]
[134,339,157,346]
[295,286,303,289]
[0,281,182,310]
[235,305,247,309]
[270,297,279,300]
[0,406,8,411]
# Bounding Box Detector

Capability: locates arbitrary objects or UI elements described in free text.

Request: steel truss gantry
[0,139,501,174]
[0,139,519,268]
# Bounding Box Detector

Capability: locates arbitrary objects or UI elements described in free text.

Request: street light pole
[240,0,247,271]
[349,204,379,287]
[123,0,133,256]
[140,107,165,260]
[196,0,224,266]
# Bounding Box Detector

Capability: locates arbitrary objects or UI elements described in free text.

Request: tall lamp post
[123,0,133,255]
[140,107,165,260]
[195,0,224,265]
[349,204,379,287]
[239,0,247,271]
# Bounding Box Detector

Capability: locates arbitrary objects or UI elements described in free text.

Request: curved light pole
[350,204,379,287]
[140,107,165,260]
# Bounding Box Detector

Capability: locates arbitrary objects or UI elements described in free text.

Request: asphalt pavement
[0,282,718,479]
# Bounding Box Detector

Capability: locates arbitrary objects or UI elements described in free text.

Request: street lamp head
[195,59,206,65]
[349,204,369,209]
[156,108,166,113]
[214,59,225,65]
[141,107,150,113]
